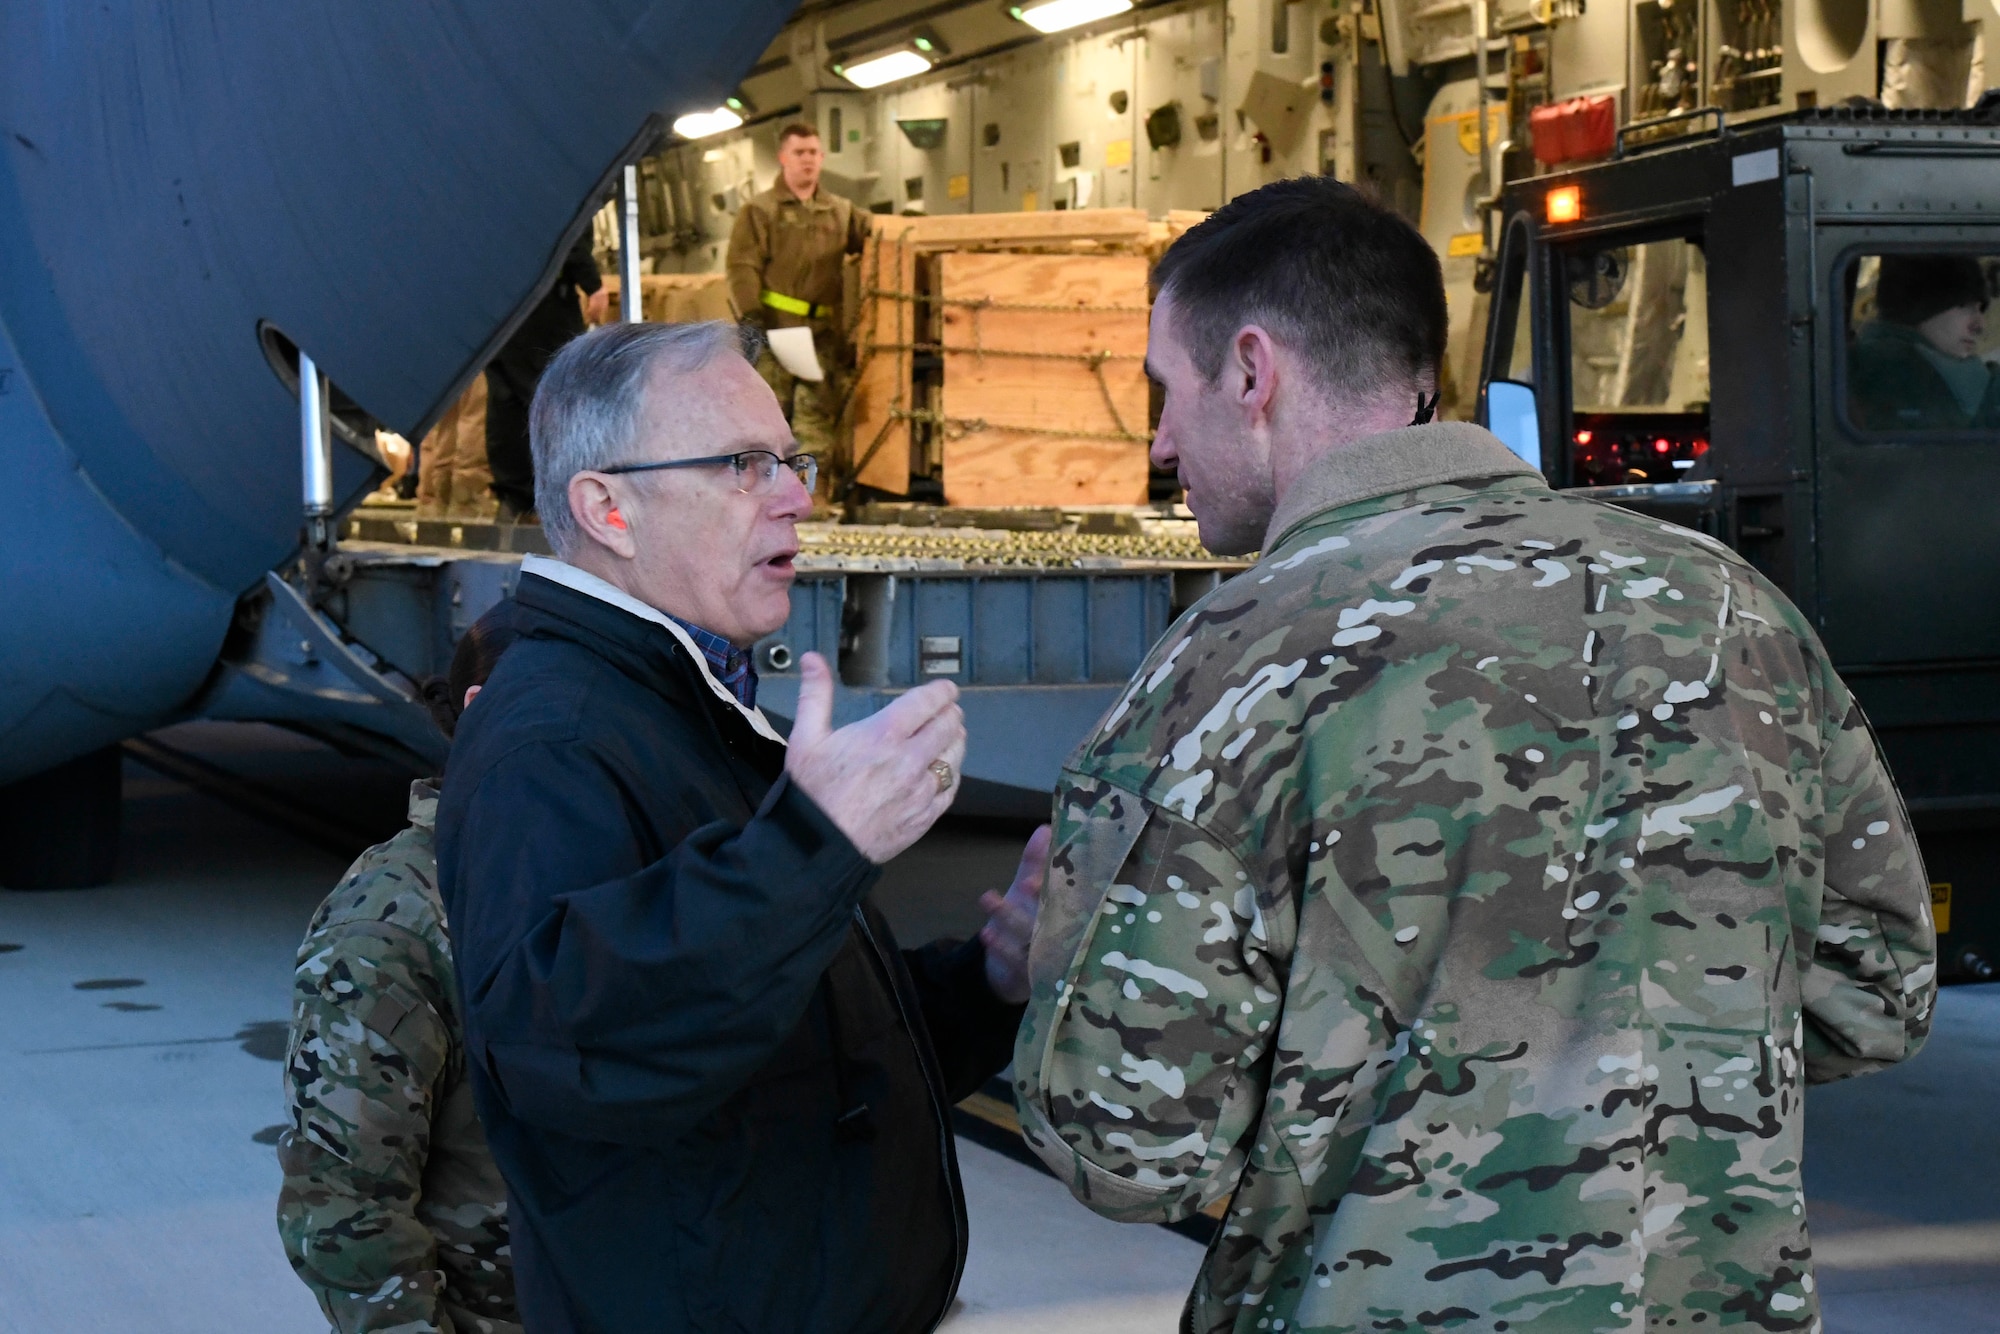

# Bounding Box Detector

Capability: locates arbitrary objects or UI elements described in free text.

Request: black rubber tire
[0,746,121,889]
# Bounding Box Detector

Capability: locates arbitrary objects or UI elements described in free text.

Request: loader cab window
[1843,252,2000,434]
[1561,236,1711,486]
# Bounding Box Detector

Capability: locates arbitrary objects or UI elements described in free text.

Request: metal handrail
[299,349,334,552]
[1565,479,1719,505]
[621,164,642,323]
[1615,105,1726,158]
[1843,139,2000,156]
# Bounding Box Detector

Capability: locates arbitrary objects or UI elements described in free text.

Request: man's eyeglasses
[600,450,819,496]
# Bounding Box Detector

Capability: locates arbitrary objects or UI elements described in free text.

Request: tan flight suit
[415,374,494,519]
[726,182,872,461]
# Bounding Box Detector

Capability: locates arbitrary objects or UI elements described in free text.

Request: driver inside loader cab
[1848,253,2000,430]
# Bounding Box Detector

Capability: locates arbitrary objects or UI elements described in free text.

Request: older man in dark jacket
[437,320,1044,1334]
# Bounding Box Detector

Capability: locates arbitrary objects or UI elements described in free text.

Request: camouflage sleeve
[725,202,768,321]
[279,932,457,1333]
[1799,675,1937,1083]
[1014,775,1292,1224]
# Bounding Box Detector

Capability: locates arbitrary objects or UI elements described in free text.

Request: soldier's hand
[785,652,965,865]
[979,824,1050,1005]
[584,287,612,325]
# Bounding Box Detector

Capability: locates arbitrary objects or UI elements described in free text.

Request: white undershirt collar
[519,553,786,745]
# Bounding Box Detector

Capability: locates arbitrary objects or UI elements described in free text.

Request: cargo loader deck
[199,503,1249,815]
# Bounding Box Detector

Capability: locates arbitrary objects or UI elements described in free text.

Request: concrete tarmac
[0,725,1199,1333]
[0,722,1991,1332]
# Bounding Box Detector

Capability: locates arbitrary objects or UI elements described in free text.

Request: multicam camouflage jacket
[1015,422,1935,1334]
[279,782,520,1334]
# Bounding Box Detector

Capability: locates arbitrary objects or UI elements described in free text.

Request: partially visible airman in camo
[278,605,522,1334]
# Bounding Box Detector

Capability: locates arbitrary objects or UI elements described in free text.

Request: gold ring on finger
[930,759,955,793]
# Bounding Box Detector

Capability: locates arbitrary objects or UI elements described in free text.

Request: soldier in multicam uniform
[727,121,871,466]
[279,608,522,1334]
[1014,177,1935,1334]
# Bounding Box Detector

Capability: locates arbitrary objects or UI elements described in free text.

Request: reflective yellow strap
[760,289,830,319]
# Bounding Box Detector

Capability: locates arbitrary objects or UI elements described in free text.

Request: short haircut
[530,320,747,557]
[1152,176,1447,405]
[778,121,820,146]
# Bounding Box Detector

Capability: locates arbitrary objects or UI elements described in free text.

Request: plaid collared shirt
[669,615,758,709]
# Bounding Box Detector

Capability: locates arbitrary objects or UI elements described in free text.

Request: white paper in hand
[766,326,825,382]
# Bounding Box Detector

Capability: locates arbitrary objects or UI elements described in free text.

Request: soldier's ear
[1231,324,1280,420]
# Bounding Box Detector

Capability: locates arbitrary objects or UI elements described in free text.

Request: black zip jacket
[437,571,1023,1333]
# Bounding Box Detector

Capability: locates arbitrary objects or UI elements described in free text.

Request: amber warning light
[1546,186,1583,225]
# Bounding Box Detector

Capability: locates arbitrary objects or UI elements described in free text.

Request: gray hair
[530,320,755,556]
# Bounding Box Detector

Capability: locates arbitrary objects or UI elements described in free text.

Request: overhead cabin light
[1545,184,1582,224]
[834,45,933,89]
[1011,0,1135,33]
[834,28,946,90]
[673,106,743,140]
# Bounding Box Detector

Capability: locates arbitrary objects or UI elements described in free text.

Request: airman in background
[415,373,496,520]
[278,608,522,1334]
[486,234,607,522]
[726,122,871,470]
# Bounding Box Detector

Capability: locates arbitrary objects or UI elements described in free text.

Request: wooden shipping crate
[592,273,737,326]
[848,219,922,494]
[847,209,1154,502]
[937,252,1149,507]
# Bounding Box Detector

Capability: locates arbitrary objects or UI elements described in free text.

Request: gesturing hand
[784,652,966,865]
[980,824,1051,1005]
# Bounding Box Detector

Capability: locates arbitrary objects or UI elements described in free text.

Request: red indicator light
[1575,429,1593,445]
[1653,438,1670,453]
[1693,439,1710,456]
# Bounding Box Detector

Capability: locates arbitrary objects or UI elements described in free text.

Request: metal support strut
[299,349,335,553]
[621,163,642,324]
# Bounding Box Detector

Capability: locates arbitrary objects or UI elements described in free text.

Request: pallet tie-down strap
[873,341,1144,362]
[859,342,1148,447]
[1088,348,1141,442]
[871,341,1148,437]
[943,288,1146,442]
[846,411,902,494]
[841,232,914,492]
[860,287,1153,316]
[845,241,1154,490]
[887,405,1152,445]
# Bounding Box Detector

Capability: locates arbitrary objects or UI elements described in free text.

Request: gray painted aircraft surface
[0,2,794,785]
